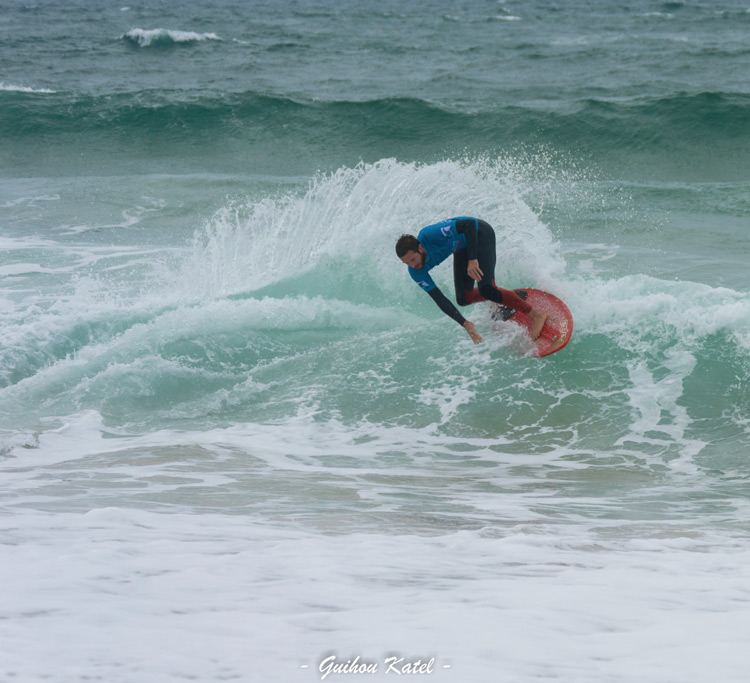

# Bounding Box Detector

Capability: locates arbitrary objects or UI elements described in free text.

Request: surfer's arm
[427,287,466,326]
[427,288,482,344]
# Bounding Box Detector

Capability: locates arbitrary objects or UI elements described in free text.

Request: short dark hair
[395,234,420,257]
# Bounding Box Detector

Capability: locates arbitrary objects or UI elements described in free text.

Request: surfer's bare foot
[528,308,547,340]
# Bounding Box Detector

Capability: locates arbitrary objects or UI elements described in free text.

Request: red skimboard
[490,288,573,357]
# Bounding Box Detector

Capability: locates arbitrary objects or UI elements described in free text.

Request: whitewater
[2,1,750,681]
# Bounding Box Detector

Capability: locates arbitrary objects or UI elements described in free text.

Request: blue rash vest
[407,217,476,292]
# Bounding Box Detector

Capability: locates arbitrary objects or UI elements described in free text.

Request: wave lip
[122,28,222,48]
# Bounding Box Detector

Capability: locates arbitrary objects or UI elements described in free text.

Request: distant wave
[122,28,222,48]
[0,82,55,94]
[488,14,521,21]
[2,89,748,164]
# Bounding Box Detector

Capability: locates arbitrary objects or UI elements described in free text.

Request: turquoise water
[2,2,750,682]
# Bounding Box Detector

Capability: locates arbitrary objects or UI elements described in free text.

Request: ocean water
[1,0,750,681]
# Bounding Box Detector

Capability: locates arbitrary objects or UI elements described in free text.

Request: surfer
[396,217,547,345]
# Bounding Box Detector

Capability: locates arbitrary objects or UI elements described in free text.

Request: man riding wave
[396,217,547,344]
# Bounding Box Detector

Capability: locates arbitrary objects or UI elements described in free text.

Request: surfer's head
[396,234,426,269]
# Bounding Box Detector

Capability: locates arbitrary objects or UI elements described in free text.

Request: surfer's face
[400,246,426,269]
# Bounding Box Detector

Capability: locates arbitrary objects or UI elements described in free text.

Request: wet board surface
[490,288,573,357]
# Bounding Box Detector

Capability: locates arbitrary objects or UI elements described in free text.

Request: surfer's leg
[479,282,533,314]
[455,220,546,337]
[456,221,529,310]
[474,220,502,297]
[453,249,480,306]
[472,220,547,339]
[471,221,531,312]
[456,219,497,305]
[480,283,547,340]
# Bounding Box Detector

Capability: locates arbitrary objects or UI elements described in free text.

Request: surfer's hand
[467,259,483,281]
[463,320,483,344]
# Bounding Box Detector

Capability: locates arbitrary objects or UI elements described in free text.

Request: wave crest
[0,82,55,94]
[122,28,222,48]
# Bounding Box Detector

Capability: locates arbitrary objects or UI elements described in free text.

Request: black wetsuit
[408,217,531,326]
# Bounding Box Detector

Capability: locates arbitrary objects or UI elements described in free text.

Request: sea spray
[176,157,568,301]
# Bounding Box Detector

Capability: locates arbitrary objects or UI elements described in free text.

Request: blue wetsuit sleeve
[428,287,467,326]
[456,218,478,260]
[409,268,436,292]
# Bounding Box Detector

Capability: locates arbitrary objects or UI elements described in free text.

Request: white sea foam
[0,262,55,277]
[568,273,750,348]
[3,509,750,682]
[2,418,750,682]
[0,293,409,421]
[417,384,476,424]
[0,82,56,93]
[0,193,59,209]
[122,28,222,47]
